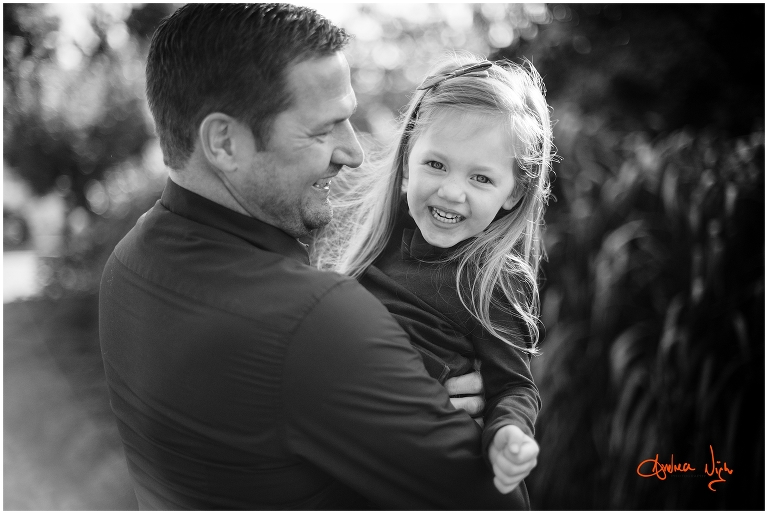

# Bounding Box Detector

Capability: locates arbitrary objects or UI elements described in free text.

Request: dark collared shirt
[99,179,529,510]
[360,199,541,458]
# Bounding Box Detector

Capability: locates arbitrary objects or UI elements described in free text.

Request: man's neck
[168,166,250,217]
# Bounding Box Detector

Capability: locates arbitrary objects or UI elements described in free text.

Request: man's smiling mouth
[312,178,332,191]
[429,206,465,224]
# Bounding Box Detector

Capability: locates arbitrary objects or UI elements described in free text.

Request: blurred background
[3,3,764,510]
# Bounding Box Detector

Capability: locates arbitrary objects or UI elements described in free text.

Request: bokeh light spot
[489,22,515,49]
[573,35,592,54]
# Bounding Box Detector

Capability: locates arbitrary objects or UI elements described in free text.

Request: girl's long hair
[311,53,554,354]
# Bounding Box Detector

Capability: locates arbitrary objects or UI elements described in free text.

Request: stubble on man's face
[298,167,340,233]
[246,155,339,238]
[239,53,361,238]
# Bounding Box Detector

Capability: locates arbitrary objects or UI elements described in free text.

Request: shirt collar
[402,224,478,262]
[161,178,310,264]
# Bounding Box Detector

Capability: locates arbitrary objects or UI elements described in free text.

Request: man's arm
[281,279,529,510]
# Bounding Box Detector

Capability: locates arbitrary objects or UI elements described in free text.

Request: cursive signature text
[637,454,696,480]
[636,445,733,491]
[704,445,733,491]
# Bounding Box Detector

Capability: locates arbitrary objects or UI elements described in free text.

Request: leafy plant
[528,124,764,509]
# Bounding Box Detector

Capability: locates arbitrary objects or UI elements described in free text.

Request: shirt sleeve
[472,312,541,463]
[281,279,530,510]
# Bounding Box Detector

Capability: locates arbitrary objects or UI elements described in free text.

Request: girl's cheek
[419,173,440,191]
[410,174,426,194]
[406,177,419,197]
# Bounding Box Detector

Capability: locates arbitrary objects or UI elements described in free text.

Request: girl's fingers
[444,370,484,395]
[503,439,539,463]
[493,476,521,494]
[449,395,485,416]
[492,459,538,484]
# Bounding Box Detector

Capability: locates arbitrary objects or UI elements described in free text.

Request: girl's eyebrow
[470,165,502,175]
[425,149,504,175]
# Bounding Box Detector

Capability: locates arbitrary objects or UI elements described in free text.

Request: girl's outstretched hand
[488,424,539,494]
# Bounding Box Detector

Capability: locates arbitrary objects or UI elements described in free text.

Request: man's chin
[302,206,333,233]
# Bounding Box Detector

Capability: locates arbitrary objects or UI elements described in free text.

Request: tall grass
[529,125,764,509]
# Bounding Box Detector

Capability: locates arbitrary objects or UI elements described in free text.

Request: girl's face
[406,112,519,248]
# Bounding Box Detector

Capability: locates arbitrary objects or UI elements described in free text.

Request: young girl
[311,54,553,495]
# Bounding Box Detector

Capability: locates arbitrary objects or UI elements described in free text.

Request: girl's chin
[421,229,462,249]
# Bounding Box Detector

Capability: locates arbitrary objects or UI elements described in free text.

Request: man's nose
[332,120,364,169]
[437,178,466,203]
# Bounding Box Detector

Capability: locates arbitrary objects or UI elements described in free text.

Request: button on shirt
[99,178,530,510]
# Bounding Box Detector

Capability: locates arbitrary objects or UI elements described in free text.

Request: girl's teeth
[430,207,464,224]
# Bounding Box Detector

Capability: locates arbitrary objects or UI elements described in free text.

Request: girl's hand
[444,371,485,417]
[488,425,539,494]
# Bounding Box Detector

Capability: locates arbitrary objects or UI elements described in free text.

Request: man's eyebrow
[337,101,357,123]
[323,102,357,127]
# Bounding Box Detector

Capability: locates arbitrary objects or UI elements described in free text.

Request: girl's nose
[437,180,466,203]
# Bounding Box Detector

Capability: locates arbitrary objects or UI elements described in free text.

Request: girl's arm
[471,316,541,462]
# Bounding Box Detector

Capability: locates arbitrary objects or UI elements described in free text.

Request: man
[99,3,533,509]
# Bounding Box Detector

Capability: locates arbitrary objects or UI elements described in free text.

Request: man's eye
[473,175,492,184]
[426,161,445,170]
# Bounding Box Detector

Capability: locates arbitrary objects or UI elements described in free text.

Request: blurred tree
[500,4,765,137]
[334,3,550,140]
[527,124,764,511]
[3,3,173,212]
[4,3,173,297]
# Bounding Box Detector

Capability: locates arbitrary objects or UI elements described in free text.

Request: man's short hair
[146,3,350,170]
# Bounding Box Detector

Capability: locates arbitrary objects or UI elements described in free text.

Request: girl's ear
[502,184,524,210]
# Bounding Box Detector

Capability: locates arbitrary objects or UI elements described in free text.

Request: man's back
[100,180,371,508]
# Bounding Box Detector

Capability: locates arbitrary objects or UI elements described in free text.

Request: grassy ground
[3,294,137,510]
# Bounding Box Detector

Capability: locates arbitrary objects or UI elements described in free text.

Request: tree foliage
[3,3,172,209]
[501,4,764,137]
[528,125,764,510]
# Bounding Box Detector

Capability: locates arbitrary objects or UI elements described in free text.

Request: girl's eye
[426,161,445,171]
[473,174,493,184]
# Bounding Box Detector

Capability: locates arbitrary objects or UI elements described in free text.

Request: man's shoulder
[105,201,367,323]
[270,256,360,303]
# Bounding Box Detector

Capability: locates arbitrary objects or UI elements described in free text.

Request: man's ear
[502,184,524,210]
[199,113,242,174]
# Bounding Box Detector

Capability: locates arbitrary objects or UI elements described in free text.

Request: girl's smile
[429,206,465,223]
[406,112,519,248]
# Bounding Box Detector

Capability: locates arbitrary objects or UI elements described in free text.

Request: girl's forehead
[425,110,502,137]
[418,110,522,155]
